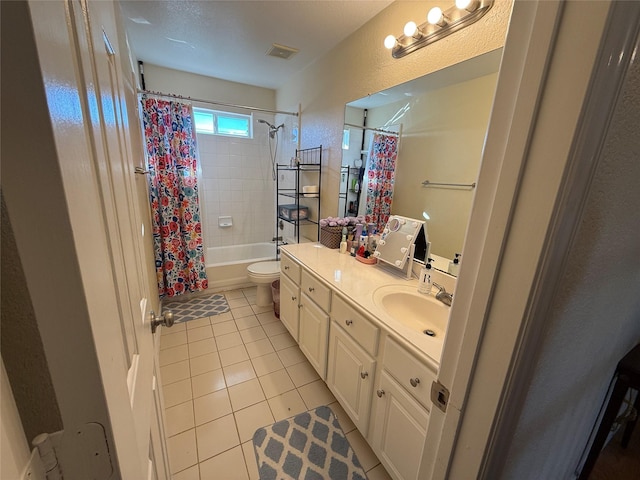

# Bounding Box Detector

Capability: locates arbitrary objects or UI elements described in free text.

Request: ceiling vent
[266,43,299,60]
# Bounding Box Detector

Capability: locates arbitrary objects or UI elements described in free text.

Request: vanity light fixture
[384,0,494,59]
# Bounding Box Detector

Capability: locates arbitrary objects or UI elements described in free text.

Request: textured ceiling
[119,1,393,90]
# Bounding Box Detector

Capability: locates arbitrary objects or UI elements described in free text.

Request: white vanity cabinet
[370,337,436,480]
[279,253,301,340]
[298,271,331,379]
[327,294,378,436]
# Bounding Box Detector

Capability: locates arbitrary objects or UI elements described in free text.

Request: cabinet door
[371,371,429,480]
[299,293,330,380]
[280,274,300,341]
[327,322,375,435]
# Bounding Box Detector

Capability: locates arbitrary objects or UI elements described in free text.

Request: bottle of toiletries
[340,228,348,254]
[418,259,434,294]
[448,253,461,276]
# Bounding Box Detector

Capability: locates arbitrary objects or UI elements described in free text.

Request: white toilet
[247,260,281,307]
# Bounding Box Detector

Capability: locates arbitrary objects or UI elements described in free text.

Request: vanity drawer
[383,337,436,410]
[301,270,331,312]
[281,253,301,284]
[331,295,379,356]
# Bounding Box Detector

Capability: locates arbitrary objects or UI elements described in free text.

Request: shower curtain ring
[134,167,150,175]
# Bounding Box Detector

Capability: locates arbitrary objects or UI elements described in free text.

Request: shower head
[258,119,276,129]
[259,119,284,138]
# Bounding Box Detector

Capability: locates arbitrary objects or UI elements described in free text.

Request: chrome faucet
[433,283,453,306]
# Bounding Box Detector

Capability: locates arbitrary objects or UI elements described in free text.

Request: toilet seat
[247,260,280,277]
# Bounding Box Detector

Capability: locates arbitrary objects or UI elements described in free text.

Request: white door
[26,0,169,477]
[298,294,330,379]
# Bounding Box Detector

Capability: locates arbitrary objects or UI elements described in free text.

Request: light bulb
[384,34,397,50]
[404,21,418,37]
[427,6,446,26]
[456,0,479,11]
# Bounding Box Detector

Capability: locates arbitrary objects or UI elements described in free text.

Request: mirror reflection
[339,49,502,273]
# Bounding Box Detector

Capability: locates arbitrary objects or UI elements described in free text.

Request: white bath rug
[163,293,230,324]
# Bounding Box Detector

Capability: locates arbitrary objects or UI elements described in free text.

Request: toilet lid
[248,261,281,276]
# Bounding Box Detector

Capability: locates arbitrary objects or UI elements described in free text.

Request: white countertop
[281,243,446,368]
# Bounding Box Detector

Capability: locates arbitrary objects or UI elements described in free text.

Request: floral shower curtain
[142,98,208,297]
[364,132,398,231]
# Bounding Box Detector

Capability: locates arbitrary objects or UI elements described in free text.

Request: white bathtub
[205,242,278,290]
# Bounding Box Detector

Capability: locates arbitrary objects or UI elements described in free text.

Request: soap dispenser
[418,258,434,294]
[448,253,461,276]
[339,227,348,254]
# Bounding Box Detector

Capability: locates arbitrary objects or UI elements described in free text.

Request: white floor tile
[239,325,267,343]
[212,320,239,337]
[199,445,249,480]
[195,414,240,462]
[228,378,265,411]
[232,305,255,319]
[219,345,250,367]
[242,441,260,480]
[161,360,191,385]
[367,463,393,480]
[211,311,234,324]
[189,352,221,376]
[256,312,279,325]
[245,338,275,358]
[250,304,273,314]
[276,346,306,367]
[235,315,261,330]
[168,429,198,474]
[298,380,336,409]
[192,369,226,398]
[251,352,285,377]
[286,361,320,387]
[228,297,249,308]
[258,369,295,399]
[193,389,232,426]
[187,325,214,343]
[269,332,296,351]
[185,317,212,329]
[234,401,275,443]
[224,289,246,300]
[171,464,199,480]
[267,389,308,421]
[166,401,195,437]
[162,321,185,336]
[188,337,217,358]
[261,321,287,338]
[223,360,256,387]
[161,330,188,350]
[163,378,193,408]
[216,331,244,350]
[347,429,380,472]
[159,344,189,367]
[328,401,356,434]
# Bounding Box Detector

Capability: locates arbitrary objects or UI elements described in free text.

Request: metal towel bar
[421,180,476,189]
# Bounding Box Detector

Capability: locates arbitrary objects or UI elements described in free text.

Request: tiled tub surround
[159,286,392,480]
[279,243,455,480]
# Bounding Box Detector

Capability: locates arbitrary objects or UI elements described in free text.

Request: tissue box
[279,204,309,221]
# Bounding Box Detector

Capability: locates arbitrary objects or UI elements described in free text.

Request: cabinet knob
[345,319,353,326]
[308,287,315,293]
[298,304,303,309]
[409,378,421,388]
[360,371,368,379]
[291,296,297,301]
[284,265,289,270]
[376,389,385,398]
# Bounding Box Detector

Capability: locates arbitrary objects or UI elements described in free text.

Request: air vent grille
[266,43,299,60]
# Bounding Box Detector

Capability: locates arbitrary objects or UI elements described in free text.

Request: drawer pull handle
[345,319,353,326]
[360,372,369,379]
[308,287,315,292]
[409,378,421,388]
[284,265,289,270]
[291,296,297,301]
[377,389,385,398]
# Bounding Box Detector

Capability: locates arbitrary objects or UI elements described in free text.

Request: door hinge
[431,380,450,413]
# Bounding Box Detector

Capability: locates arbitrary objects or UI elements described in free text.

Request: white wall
[143,65,299,249]
[276,0,514,222]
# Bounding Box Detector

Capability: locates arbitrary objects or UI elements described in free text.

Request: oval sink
[373,285,449,337]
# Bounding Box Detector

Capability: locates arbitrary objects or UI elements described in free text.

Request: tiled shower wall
[197,114,298,251]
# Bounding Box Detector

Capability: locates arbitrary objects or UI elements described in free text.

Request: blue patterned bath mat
[162,293,229,324]
[253,405,368,480]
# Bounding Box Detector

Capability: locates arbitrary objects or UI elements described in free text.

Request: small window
[193,108,252,138]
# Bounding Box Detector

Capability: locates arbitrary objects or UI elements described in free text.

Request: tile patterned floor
[160,286,392,480]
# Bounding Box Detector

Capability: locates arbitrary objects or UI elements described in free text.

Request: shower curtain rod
[344,122,399,136]
[138,89,299,117]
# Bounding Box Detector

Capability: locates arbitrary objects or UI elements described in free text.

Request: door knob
[409,377,420,388]
[360,372,369,379]
[151,310,174,333]
[377,389,385,398]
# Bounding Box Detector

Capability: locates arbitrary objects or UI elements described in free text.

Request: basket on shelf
[320,226,343,249]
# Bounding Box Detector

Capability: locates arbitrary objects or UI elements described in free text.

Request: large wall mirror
[338,48,502,273]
